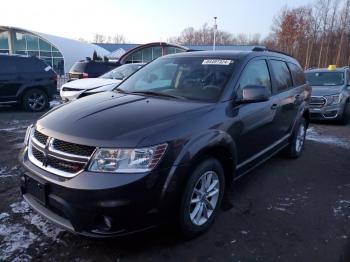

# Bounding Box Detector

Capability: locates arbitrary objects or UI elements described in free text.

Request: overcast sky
[1,0,312,43]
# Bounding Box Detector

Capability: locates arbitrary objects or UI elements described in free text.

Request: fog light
[95,215,113,231]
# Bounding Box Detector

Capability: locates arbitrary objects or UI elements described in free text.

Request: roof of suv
[163,50,299,64]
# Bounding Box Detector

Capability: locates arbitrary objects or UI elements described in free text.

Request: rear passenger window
[270,60,293,92]
[288,63,306,86]
[238,60,271,93]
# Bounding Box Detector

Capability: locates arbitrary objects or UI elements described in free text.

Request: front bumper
[310,103,345,120]
[19,147,175,237]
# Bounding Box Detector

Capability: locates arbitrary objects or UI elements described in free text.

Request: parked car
[61,63,144,101]
[0,54,57,112]
[68,58,118,81]
[19,49,311,238]
[305,65,350,124]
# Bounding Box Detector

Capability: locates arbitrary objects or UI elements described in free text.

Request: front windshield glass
[305,72,344,86]
[115,57,236,102]
[100,64,142,80]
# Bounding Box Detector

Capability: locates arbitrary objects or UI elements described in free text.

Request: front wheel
[178,157,225,238]
[22,89,48,112]
[339,102,349,125]
[283,118,307,159]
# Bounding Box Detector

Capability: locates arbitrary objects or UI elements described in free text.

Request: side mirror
[238,85,270,103]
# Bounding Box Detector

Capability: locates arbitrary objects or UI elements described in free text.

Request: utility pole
[213,17,217,51]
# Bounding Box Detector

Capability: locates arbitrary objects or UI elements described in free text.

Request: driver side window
[238,60,271,94]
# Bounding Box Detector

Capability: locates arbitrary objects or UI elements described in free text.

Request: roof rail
[252,47,293,57]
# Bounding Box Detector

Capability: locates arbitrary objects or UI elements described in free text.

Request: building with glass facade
[0,26,109,75]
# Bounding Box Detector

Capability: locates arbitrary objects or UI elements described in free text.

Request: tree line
[87,0,350,68]
[167,0,350,68]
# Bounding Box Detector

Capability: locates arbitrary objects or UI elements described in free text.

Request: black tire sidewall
[289,118,307,158]
[340,102,349,125]
[179,157,225,238]
[22,89,48,112]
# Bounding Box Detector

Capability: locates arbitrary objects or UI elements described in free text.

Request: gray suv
[305,66,350,124]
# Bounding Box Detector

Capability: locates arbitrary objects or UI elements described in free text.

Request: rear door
[0,56,22,102]
[268,59,300,137]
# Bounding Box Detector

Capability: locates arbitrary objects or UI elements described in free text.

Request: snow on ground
[333,200,350,218]
[306,127,350,150]
[267,192,310,215]
[0,165,21,179]
[0,201,64,261]
[49,97,63,108]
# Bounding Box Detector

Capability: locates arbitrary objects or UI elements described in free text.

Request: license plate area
[24,175,47,205]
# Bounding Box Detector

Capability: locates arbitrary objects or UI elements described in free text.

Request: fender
[160,129,237,200]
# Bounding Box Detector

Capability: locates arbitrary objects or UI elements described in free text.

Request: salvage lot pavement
[0,105,350,262]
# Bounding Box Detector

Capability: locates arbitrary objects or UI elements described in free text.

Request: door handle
[271,104,278,110]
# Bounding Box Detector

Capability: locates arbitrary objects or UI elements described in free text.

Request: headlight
[325,94,342,105]
[89,144,168,173]
[24,124,33,146]
[85,84,118,93]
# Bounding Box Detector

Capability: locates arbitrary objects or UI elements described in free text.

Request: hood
[311,86,343,96]
[36,92,212,148]
[62,78,121,90]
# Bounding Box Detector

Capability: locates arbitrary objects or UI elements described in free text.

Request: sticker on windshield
[44,66,52,72]
[202,59,233,65]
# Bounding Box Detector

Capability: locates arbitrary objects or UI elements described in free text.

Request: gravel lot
[0,104,350,262]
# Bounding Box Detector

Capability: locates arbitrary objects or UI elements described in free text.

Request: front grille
[62,87,82,92]
[34,130,48,145]
[310,96,326,108]
[52,139,95,157]
[28,128,96,178]
[32,146,45,162]
[47,156,85,174]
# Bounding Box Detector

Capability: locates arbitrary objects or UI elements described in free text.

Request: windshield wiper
[129,91,185,99]
[114,88,129,94]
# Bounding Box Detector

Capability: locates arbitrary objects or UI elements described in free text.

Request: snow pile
[306,127,350,150]
[0,200,64,261]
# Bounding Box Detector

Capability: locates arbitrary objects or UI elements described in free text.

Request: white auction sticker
[44,66,52,72]
[202,59,233,65]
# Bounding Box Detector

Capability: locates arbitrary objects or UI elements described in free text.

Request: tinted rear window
[288,63,306,86]
[305,72,344,86]
[70,62,87,73]
[270,60,293,92]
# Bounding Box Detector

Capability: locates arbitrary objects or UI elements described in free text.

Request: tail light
[83,72,89,78]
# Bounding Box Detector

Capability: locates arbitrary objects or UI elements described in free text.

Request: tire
[178,157,225,238]
[22,89,48,112]
[339,102,349,125]
[283,118,307,159]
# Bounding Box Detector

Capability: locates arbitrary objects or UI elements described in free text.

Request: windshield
[100,64,143,80]
[305,72,344,86]
[115,57,236,102]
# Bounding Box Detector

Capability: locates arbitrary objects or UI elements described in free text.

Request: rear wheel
[178,157,225,238]
[339,102,349,125]
[22,89,48,112]
[283,118,307,159]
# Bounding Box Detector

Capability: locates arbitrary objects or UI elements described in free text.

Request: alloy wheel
[28,92,46,111]
[189,171,220,226]
[295,124,306,153]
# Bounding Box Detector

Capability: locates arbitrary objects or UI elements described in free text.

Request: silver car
[60,63,144,101]
[305,66,350,124]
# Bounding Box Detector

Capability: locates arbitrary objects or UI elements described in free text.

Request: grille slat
[34,129,48,145]
[52,139,95,157]
[29,129,96,177]
[310,96,326,108]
